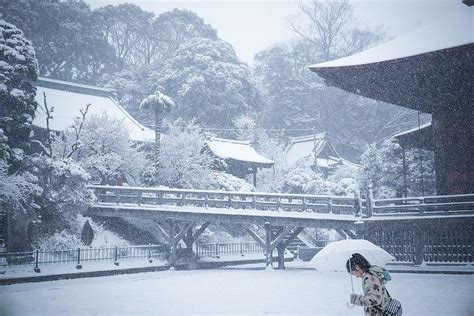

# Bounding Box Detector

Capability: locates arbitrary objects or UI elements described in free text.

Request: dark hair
[346,253,371,273]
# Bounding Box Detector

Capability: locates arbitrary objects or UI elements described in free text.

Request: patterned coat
[351,268,390,316]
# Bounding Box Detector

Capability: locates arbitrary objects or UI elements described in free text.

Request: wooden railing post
[327,198,333,214]
[215,242,219,256]
[115,188,120,204]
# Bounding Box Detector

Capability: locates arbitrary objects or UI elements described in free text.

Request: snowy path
[0,264,472,315]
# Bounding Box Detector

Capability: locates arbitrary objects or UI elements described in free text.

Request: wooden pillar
[432,108,474,194]
[183,225,194,249]
[253,168,257,188]
[168,217,176,266]
[413,222,424,265]
[276,243,285,269]
[401,145,408,198]
[264,222,272,268]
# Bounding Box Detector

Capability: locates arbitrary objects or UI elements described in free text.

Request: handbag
[383,297,402,316]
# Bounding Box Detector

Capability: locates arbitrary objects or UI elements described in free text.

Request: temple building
[309,6,473,194]
[285,132,359,176]
[204,137,275,187]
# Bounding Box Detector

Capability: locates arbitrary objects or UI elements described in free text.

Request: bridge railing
[88,185,357,215]
[369,193,474,216]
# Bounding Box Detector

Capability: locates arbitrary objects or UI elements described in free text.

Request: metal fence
[0,245,168,270]
[194,242,264,257]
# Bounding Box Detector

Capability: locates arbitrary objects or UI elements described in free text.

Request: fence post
[114,246,119,266]
[76,248,82,269]
[148,245,153,263]
[240,241,244,256]
[34,249,41,273]
[215,242,219,256]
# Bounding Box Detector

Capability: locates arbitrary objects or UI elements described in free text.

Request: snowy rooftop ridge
[33,78,155,143]
[309,8,473,69]
[288,132,326,144]
[206,137,275,166]
[36,77,113,97]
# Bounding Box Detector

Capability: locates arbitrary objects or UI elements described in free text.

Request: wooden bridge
[85,185,474,268]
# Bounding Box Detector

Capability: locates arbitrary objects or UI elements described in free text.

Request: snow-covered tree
[52,112,149,186]
[0,19,41,254]
[232,115,257,142]
[139,90,176,165]
[359,139,435,198]
[0,19,38,172]
[27,156,93,241]
[143,119,212,189]
[1,1,118,83]
[157,37,262,128]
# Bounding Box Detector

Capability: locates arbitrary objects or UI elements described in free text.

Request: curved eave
[309,44,474,113]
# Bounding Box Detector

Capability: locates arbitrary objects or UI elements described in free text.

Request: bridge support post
[168,217,177,266]
[276,243,285,269]
[264,222,273,268]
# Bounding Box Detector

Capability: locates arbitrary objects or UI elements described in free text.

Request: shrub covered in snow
[28,156,93,239]
[209,171,255,192]
[37,230,84,251]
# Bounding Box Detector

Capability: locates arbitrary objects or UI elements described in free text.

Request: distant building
[33,77,154,143]
[204,137,275,187]
[285,132,359,175]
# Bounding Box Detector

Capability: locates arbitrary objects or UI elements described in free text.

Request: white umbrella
[307,239,395,272]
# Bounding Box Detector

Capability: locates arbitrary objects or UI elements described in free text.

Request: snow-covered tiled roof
[285,133,330,166]
[309,8,472,69]
[206,137,274,166]
[33,77,155,143]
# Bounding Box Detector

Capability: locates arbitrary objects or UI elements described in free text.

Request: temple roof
[33,77,155,143]
[309,8,473,113]
[205,137,274,167]
[394,122,433,151]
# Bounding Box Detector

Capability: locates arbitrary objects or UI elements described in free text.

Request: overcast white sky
[85,0,471,64]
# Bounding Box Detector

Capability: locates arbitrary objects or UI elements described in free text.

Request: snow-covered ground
[0,261,472,316]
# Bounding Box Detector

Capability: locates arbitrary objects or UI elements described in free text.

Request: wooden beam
[244,226,265,249]
[174,222,195,243]
[155,221,169,239]
[168,217,176,265]
[344,229,357,239]
[270,227,294,251]
[264,222,272,267]
[193,222,211,240]
[336,229,348,239]
[281,227,304,249]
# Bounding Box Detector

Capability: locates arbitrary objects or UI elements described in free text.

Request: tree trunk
[154,108,162,177]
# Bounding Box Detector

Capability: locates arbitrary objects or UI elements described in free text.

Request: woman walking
[346,253,401,316]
